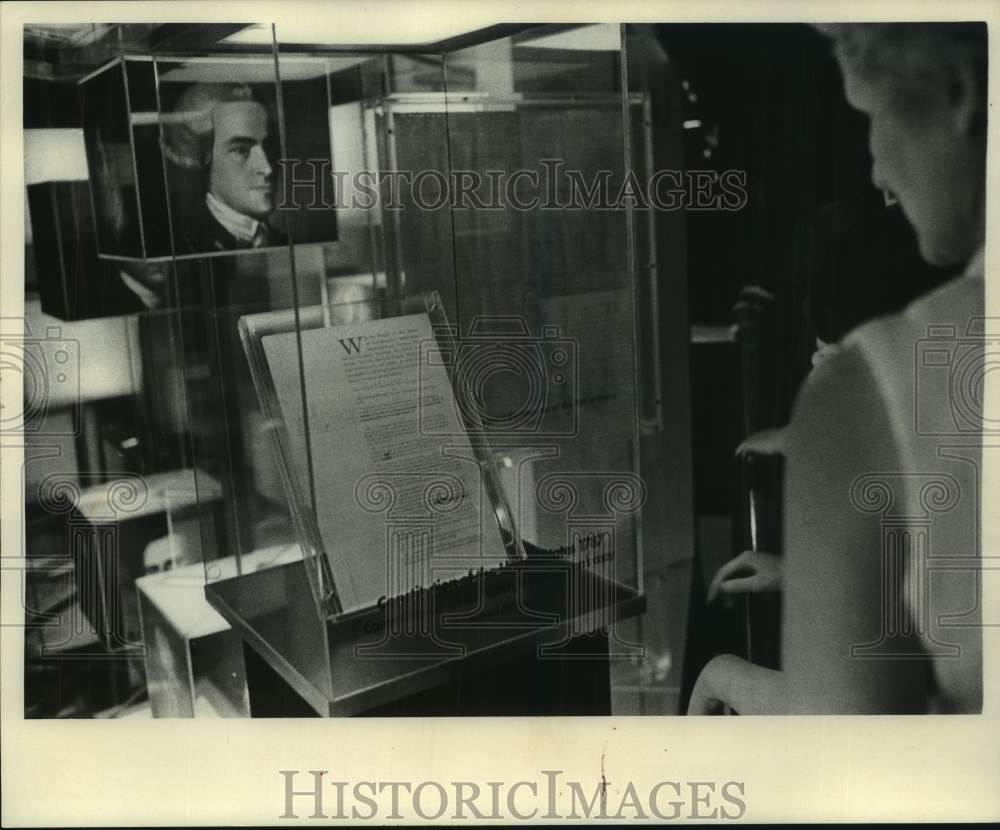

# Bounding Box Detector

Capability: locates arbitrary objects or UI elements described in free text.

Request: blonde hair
[816,23,987,120]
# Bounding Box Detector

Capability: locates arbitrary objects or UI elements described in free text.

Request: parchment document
[261,313,508,612]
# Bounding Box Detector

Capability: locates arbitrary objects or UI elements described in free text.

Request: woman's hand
[707,550,782,603]
[687,666,729,715]
[735,427,786,459]
[687,654,785,715]
[687,654,742,715]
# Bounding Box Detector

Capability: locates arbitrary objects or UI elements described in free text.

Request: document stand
[207,549,645,716]
[236,292,527,619]
[204,292,646,715]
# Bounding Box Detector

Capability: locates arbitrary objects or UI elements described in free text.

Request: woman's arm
[707,550,782,603]
[779,345,927,713]
[689,344,928,715]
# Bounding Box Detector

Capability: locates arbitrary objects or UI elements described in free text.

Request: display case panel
[25,22,681,716]
[362,29,648,599]
[194,22,648,713]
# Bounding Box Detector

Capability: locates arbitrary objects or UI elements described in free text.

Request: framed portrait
[80,55,337,262]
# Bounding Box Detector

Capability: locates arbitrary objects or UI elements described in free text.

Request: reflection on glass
[81,61,144,258]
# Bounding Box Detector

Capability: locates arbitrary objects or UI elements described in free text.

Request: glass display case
[24,21,692,716]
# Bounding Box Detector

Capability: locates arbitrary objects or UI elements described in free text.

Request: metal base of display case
[206,557,645,717]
